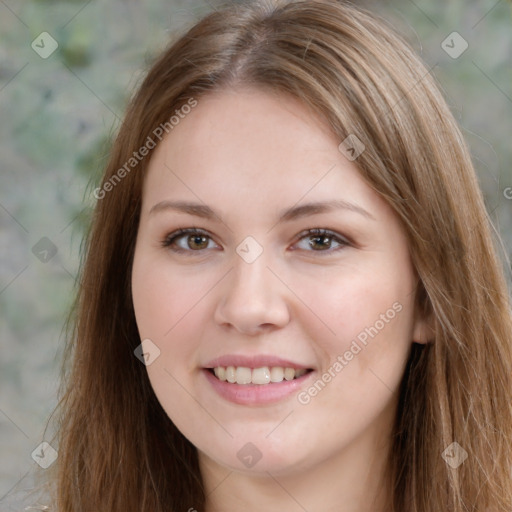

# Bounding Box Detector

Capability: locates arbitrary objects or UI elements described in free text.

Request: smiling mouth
[208,366,314,385]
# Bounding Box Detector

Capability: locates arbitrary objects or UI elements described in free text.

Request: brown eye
[186,234,209,250]
[308,234,335,251]
[294,228,350,254]
[161,228,217,253]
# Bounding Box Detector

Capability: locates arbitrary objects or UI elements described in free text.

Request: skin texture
[131,87,429,512]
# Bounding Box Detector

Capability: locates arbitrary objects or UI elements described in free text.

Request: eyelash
[160,227,351,255]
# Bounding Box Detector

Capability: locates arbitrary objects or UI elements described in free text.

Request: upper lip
[204,354,313,370]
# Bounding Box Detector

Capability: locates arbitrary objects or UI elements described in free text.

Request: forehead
[140,87,384,220]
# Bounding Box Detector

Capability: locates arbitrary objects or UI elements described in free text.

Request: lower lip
[202,368,314,406]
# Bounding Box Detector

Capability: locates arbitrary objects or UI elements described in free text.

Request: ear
[412,315,434,344]
[412,295,435,344]
[411,278,435,344]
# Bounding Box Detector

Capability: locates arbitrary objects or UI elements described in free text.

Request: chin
[198,434,319,477]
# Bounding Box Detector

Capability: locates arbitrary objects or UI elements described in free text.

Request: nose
[213,248,290,335]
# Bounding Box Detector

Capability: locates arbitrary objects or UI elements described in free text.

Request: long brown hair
[46,0,512,510]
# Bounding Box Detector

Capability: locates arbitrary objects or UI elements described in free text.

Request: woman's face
[131,87,427,477]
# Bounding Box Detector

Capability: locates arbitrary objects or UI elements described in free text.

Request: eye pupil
[189,235,208,250]
[310,235,331,250]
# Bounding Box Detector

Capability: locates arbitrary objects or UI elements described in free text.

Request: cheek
[131,251,212,428]
[131,248,232,415]
[296,264,416,409]
[289,273,414,435]
[301,265,414,348]
[132,248,213,345]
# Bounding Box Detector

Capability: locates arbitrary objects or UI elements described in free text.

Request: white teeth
[214,367,226,381]
[211,366,310,385]
[270,366,284,382]
[226,366,236,383]
[284,367,295,381]
[252,367,271,385]
[236,367,252,384]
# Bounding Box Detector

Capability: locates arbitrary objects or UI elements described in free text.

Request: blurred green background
[1,0,511,509]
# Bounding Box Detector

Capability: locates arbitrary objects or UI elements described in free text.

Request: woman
[47,0,512,510]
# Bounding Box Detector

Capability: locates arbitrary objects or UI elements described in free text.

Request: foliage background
[1,0,511,508]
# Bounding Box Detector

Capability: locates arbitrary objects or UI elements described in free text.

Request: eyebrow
[149,199,376,222]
